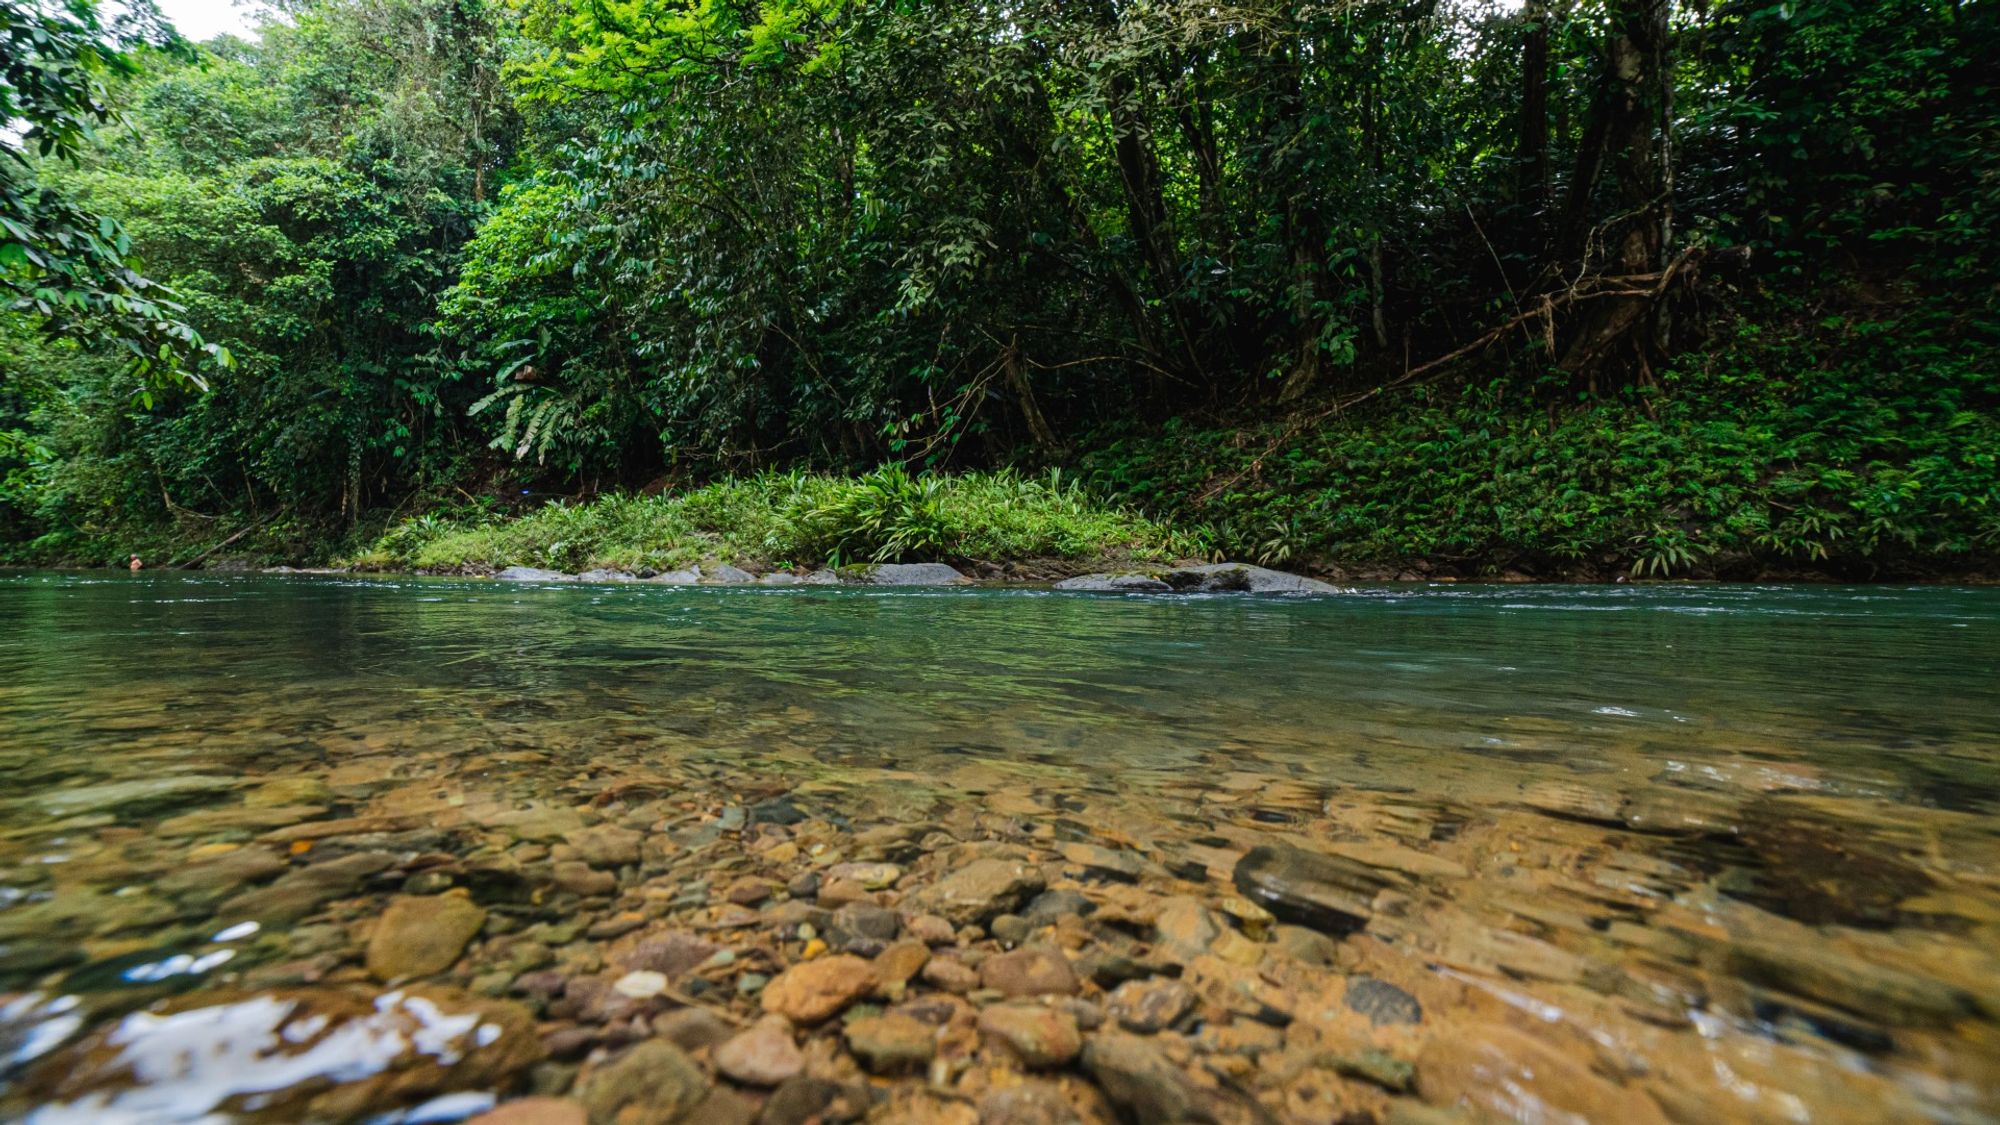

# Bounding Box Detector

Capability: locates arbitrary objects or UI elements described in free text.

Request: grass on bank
[350,466,1187,574]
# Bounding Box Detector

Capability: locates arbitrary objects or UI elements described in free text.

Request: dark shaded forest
[2,0,1995,577]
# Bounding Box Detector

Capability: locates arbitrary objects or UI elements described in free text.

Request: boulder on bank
[848,562,969,586]
[1053,573,1173,593]
[496,566,572,582]
[1056,561,1340,595]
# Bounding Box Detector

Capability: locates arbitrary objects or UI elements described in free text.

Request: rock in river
[496,567,571,582]
[1231,843,1400,934]
[760,954,877,1023]
[714,1020,804,1086]
[367,892,487,980]
[578,1039,709,1125]
[850,562,970,586]
[905,858,1045,925]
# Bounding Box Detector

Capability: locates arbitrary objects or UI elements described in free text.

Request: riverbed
[0,573,1995,1122]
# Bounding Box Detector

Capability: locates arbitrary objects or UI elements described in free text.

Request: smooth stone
[921,958,980,994]
[873,940,931,992]
[907,858,1045,926]
[1082,1033,1204,1123]
[991,914,1033,947]
[576,569,637,583]
[760,955,877,1023]
[825,862,904,889]
[651,568,703,584]
[1106,978,1196,1033]
[367,892,487,980]
[1053,573,1172,593]
[714,1021,805,1086]
[844,1013,935,1074]
[1231,843,1399,934]
[828,902,900,953]
[568,824,642,868]
[578,1040,709,1125]
[496,567,571,582]
[613,970,669,999]
[977,1004,1082,1068]
[1176,562,1340,594]
[704,564,758,584]
[760,1076,847,1125]
[655,1007,736,1053]
[980,946,1079,998]
[1152,898,1222,963]
[854,563,969,586]
[1345,975,1422,1026]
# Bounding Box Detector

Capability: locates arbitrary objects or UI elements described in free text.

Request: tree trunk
[1556,0,1674,376]
[1517,0,1550,227]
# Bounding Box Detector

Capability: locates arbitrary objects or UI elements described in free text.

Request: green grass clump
[353,466,1185,573]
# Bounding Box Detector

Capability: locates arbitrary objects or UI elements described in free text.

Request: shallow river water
[0,573,1996,1123]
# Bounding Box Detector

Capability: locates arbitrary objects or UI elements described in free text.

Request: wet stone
[1231,843,1398,934]
[714,1020,805,1086]
[367,892,487,980]
[761,1077,849,1125]
[977,1004,1082,1069]
[907,858,1045,926]
[828,902,900,953]
[1021,889,1093,927]
[567,824,642,869]
[1082,1032,1204,1124]
[760,955,877,1023]
[1345,975,1422,1026]
[981,946,1080,998]
[1106,977,1196,1033]
[577,1039,709,1125]
[845,1012,936,1074]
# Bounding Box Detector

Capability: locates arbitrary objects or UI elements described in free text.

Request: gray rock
[705,564,758,584]
[1232,843,1402,934]
[649,567,704,584]
[496,566,572,582]
[758,572,803,585]
[1176,562,1339,594]
[576,569,638,583]
[1054,573,1173,593]
[1344,975,1423,1026]
[801,569,841,585]
[855,563,969,586]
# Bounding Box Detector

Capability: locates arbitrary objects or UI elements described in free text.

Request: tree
[0,0,227,389]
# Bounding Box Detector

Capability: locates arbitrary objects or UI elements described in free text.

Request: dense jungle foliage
[0,0,1994,576]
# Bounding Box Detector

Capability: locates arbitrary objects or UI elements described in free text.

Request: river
[0,573,1995,1122]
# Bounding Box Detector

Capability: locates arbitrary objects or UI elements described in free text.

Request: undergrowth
[1081,307,2000,578]
[351,467,1184,573]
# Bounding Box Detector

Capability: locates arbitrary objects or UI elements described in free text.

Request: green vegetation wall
[1,0,1994,574]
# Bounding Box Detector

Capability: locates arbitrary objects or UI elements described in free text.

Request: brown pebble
[980,946,1080,998]
[760,954,876,1023]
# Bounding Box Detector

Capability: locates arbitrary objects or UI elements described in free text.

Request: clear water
[1,572,1997,1120]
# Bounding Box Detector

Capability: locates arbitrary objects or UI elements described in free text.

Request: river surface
[0,572,1996,1122]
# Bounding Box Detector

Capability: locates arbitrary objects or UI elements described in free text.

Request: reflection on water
[0,572,1996,1121]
